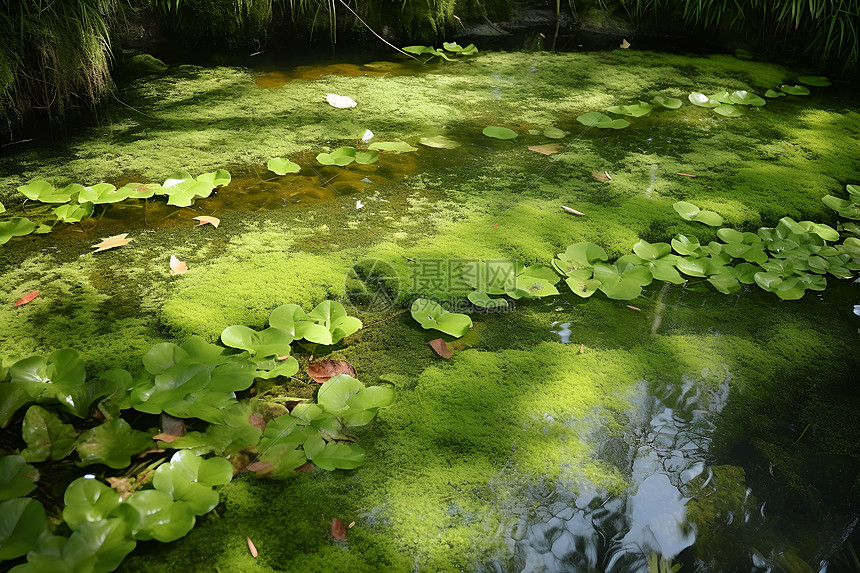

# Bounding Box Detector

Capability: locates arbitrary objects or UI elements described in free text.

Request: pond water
[1,45,859,573]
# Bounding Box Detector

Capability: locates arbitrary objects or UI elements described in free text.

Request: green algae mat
[1,49,859,572]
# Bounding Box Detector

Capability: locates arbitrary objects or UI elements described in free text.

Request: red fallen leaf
[626,305,642,311]
[307,359,357,384]
[247,537,258,558]
[13,291,39,306]
[429,338,452,359]
[276,354,290,361]
[331,518,347,541]
[676,173,697,177]
[248,413,266,432]
[247,461,274,474]
[295,462,314,473]
[602,55,614,59]
[493,223,498,228]
[579,344,585,354]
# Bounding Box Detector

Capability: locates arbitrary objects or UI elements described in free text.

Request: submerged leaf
[543,127,568,139]
[368,141,418,152]
[528,144,563,155]
[418,135,460,149]
[606,101,653,117]
[331,518,347,540]
[765,89,786,98]
[429,338,453,359]
[169,255,188,275]
[797,76,830,87]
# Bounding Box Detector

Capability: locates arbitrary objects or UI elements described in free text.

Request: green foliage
[220,325,293,357]
[780,84,811,95]
[713,104,746,117]
[253,375,394,476]
[316,146,378,166]
[53,202,94,223]
[0,497,48,561]
[576,111,630,129]
[822,184,860,219]
[410,298,473,337]
[729,90,766,106]
[673,201,725,226]
[0,455,38,501]
[0,218,36,245]
[17,180,77,203]
[403,43,478,62]
[20,405,78,462]
[267,157,301,175]
[652,95,683,109]
[75,419,153,468]
[482,126,518,139]
[268,301,362,346]
[607,101,653,117]
[688,92,720,107]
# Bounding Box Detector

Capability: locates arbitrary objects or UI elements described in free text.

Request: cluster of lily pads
[403,42,478,62]
[575,75,830,128]
[0,300,393,572]
[0,170,231,246]
[450,189,858,307]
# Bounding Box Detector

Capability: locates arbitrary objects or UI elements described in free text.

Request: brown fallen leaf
[626,305,642,311]
[592,171,611,182]
[295,462,314,473]
[247,537,258,558]
[620,39,631,49]
[579,343,585,354]
[528,144,564,155]
[152,433,179,443]
[92,233,132,252]
[193,215,220,228]
[676,173,697,178]
[348,521,356,528]
[13,291,39,306]
[170,255,188,275]
[276,354,290,361]
[307,359,357,384]
[247,461,274,475]
[561,205,585,216]
[429,338,453,359]
[248,413,266,433]
[331,518,347,541]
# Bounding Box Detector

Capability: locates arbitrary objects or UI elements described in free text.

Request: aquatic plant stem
[335,0,421,61]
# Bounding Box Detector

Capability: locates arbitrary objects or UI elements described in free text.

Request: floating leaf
[565,277,601,298]
[652,95,683,109]
[0,455,38,501]
[317,146,357,166]
[62,477,121,530]
[267,157,301,175]
[797,75,830,87]
[75,418,153,468]
[92,233,132,252]
[410,298,472,337]
[729,90,766,106]
[0,497,48,560]
[688,92,720,108]
[79,183,132,204]
[118,489,196,542]
[310,441,366,471]
[20,405,77,462]
[765,89,786,98]
[120,182,163,199]
[418,135,460,149]
[307,359,357,384]
[692,210,724,226]
[528,144,563,155]
[354,150,379,164]
[713,104,745,117]
[193,216,220,227]
[429,338,453,358]
[13,291,39,306]
[606,101,653,117]
[708,91,734,104]
[170,255,188,275]
[0,217,36,245]
[220,325,293,357]
[576,112,630,129]
[483,126,518,139]
[326,93,357,108]
[152,450,232,515]
[17,180,78,203]
[467,290,509,309]
[543,127,568,139]
[780,84,811,95]
[673,201,700,220]
[368,141,418,152]
[53,201,94,223]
